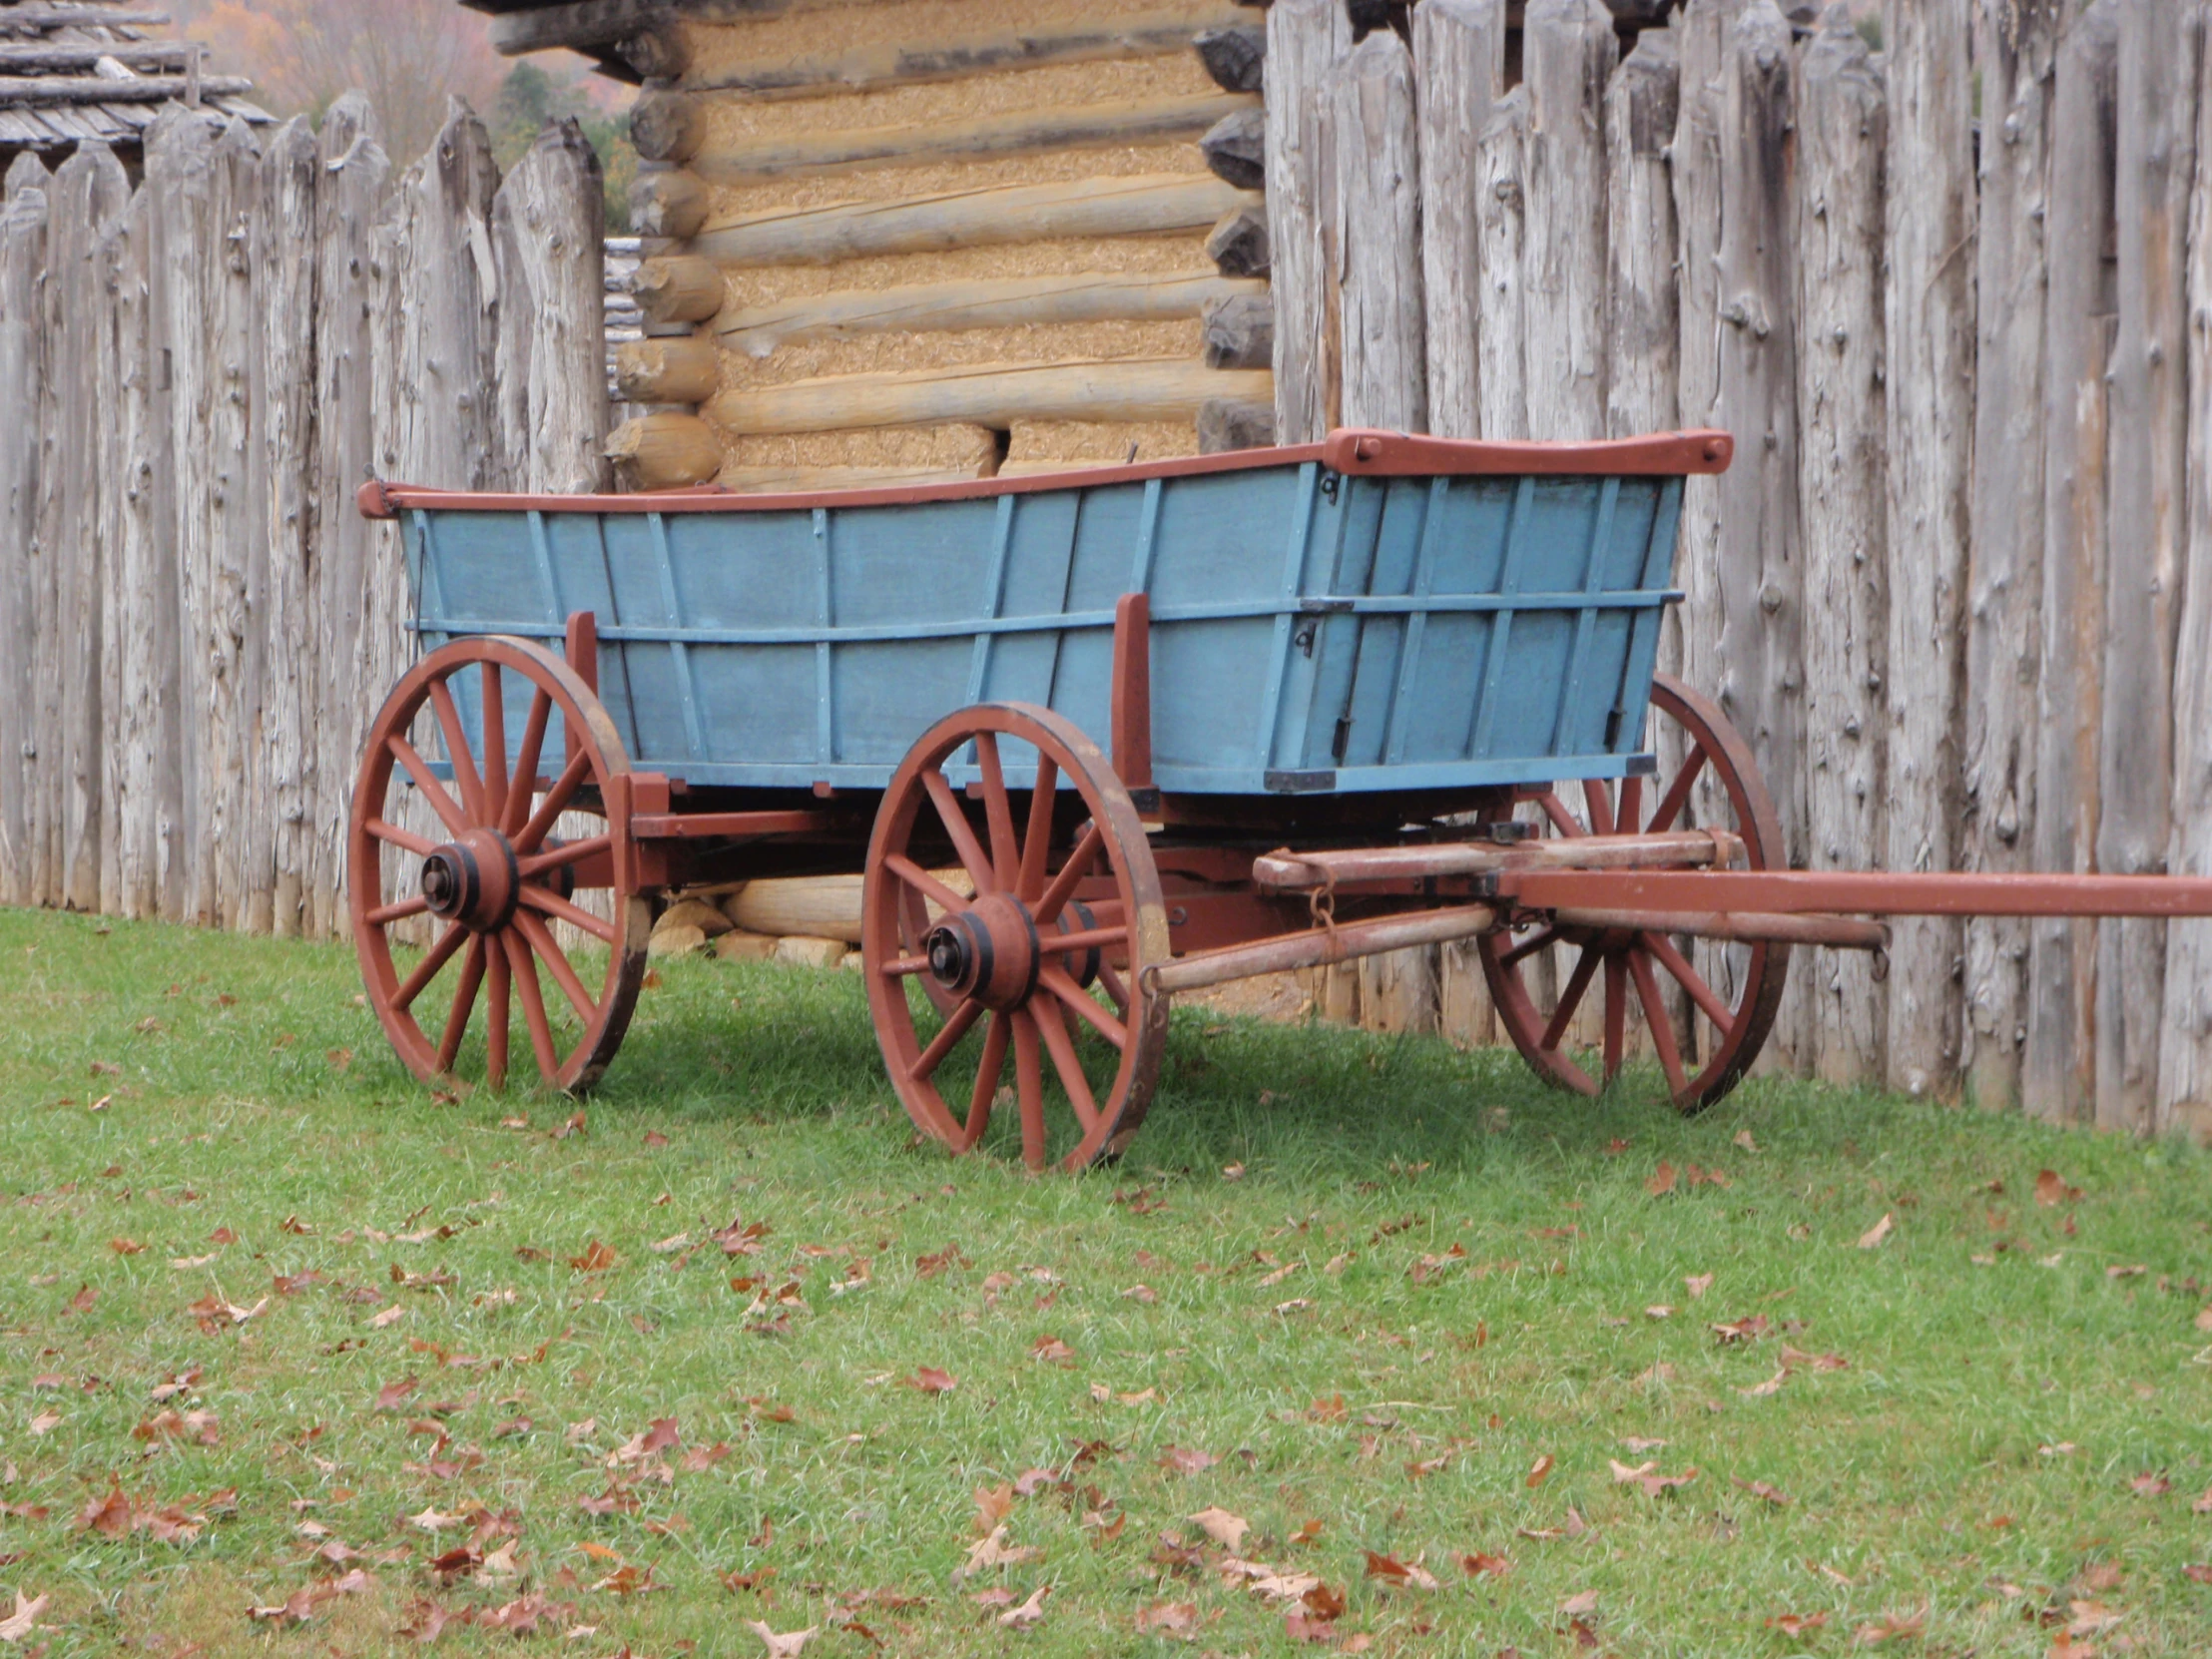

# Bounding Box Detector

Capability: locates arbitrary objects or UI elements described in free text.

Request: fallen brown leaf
[1460,1551,1510,1577]
[1855,1606,1928,1645]
[997,1584,1048,1629]
[569,1239,617,1273]
[1189,1506,1249,1552]
[1135,1600,1198,1638]
[1159,1446,1216,1476]
[747,1619,816,1657]
[0,1591,47,1643]
[2035,1168,2081,1206]
[1645,1162,1678,1197]
[1525,1453,1554,1488]
[906,1368,956,1394]
[1858,1213,1895,1250]
[1767,1612,1828,1635]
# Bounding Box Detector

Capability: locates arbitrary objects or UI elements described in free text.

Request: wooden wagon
[352,431,2212,1168]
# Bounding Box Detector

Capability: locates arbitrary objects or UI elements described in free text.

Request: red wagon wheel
[348,636,651,1094]
[861,703,1171,1172]
[1478,674,1790,1114]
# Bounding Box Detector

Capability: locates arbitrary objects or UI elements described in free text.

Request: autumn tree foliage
[176,0,508,165]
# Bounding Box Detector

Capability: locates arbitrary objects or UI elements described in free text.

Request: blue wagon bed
[341,425,1855,1168]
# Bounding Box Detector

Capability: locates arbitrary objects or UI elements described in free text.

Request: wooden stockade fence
[1263,0,2212,1136]
[0,97,607,944]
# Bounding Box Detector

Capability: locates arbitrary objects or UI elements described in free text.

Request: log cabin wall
[608,0,1277,492]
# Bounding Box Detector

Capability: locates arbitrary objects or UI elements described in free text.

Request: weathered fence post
[1604,28,1679,443]
[258,118,321,938]
[1328,30,1424,433]
[1265,0,1350,445]
[1882,0,1974,1099]
[493,117,611,493]
[1414,0,1504,440]
[2164,12,2212,1140]
[1521,0,1616,444]
[1475,86,1530,440]
[104,186,160,921]
[0,161,47,910]
[310,95,390,940]
[2024,0,2119,1125]
[1794,7,1887,1086]
[1962,0,2061,1111]
[2100,0,2203,1134]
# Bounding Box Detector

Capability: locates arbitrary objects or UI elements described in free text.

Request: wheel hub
[923,892,1042,1010]
[420,827,521,933]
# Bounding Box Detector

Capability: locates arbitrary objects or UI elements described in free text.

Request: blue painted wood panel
[405,460,1687,797]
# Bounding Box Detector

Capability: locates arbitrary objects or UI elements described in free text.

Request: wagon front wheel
[347,636,651,1094]
[1477,674,1790,1114]
[862,704,1171,1172]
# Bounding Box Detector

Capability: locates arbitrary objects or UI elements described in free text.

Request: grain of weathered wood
[46,144,131,915]
[104,187,159,920]
[628,91,706,165]
[705,358,1272,435]
[2101,0,2202,1131]
[1360,944,1439,1036]
[1207,204,1270,276]
[256,118,319,936]
[309,97,389,938]
[1604,28,1677,439]
[1709,1,1807,1071]
[686,9,1251,100]
[615,335,720,403]
[630,167,708,241]
[717,271,1261,354]
[1327,29,1424,431]
[1414,0,1505,438]
[1196,395,1274,452]
[1202,290,1272,369]
[1521,0,1617,443]
[0,164,46,907]
[1474,86,1530,440]
[1883,0,1974,1098]
[1961,0,2061,1108]
[689,92,1257,188]
[2163,9,2212,1129]
[1265,0,1351,443]
[694,175,1254,268]
[2023,0,2118,1124]
[1201,106,1265,192]
[494,118,611,493]
[1794,8,1887,1085]
[605,410,726,489]
[635,254,724,324]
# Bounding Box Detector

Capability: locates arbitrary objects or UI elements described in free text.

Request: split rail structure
[1259,0,2212,1134]
[0,101,608,946]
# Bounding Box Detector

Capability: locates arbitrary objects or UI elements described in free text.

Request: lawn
[1,905,2210,1657]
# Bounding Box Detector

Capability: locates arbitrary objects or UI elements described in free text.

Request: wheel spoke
[877,953,932,978]
[1644,744,1707,835]
[1628,948,1689,1099]
[1538,791,1583,838]
[485,938,511,1091]
[387,734,471,837]
[517,883,618,944]
[1033,823,1105,927]
[884,853,969,916]
[480,662,507,828]
[1602,954,1627,1084]
[513,909,599,1027]
[1032,996,1101,1132]
[1582,778,1616,838]
[1016,754,1059,902]
[1616,774,1644,840]
[504,689,552,836]
[1095,956,1130,1013]
[429,679,489,825]
[433,935,488,1074]
[1011,1010,1047,1172]
[366,893,431,928]
[514,748,593,855]
[957,1012,1010,1153]
[1038,965,1127,1051]
[1640,930,1734,1028]
[1501,923,1561,968]
[517,833,610,880]
[368,818,436,857]
[909,997,983,1083]
[922,770,997,895]
[391,921,468,1013]
[1539,946,1602,1052]
[974,733,1021,889]
[1048,925,1128,956]
[504,929,561,1082]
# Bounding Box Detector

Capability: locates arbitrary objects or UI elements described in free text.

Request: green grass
[2,905,2211,1657]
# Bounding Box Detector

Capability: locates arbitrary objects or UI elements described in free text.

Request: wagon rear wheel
[348,636,650,1094]
[1477,674,1789,1114]
[862,704,1171,1172]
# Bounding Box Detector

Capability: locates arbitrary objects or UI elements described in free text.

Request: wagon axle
[418,829,520,933]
